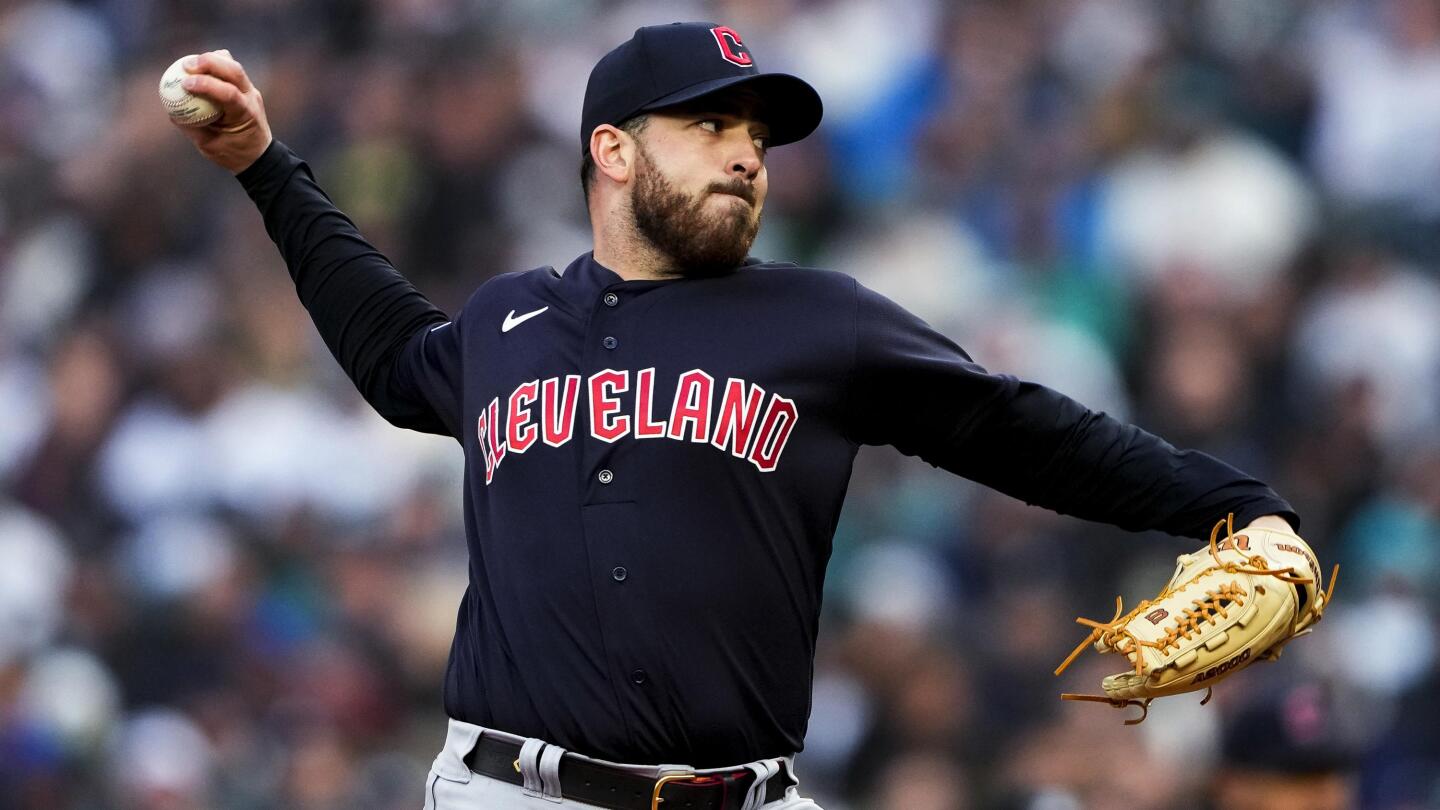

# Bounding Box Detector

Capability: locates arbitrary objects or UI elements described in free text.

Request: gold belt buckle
[651,772,707,810]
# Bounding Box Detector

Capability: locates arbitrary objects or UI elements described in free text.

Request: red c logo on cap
[711,26,753,67]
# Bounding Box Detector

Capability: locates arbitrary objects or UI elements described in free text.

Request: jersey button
[602,336,618,349]
[603,292,619,307]
[630,669,647,685]
[611,566,628,582]
[597,469,614,484]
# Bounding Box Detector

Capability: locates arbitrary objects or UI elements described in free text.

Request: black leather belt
[465,735,794,810]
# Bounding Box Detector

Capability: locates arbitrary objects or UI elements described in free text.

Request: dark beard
[631,147,761,278]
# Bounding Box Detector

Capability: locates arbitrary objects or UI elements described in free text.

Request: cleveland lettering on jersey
[477,369,799,483]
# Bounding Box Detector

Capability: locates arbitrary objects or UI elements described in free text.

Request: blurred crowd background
[2,0,1439,807]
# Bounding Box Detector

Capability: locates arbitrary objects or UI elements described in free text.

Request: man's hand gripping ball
[160,50,273,175]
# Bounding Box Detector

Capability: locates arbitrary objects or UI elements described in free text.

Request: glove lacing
[1052,514,1339,724]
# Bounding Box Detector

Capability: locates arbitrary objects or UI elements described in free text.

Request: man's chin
[671,237,756,277]
[704,203,760,232]
[707,193,754,215]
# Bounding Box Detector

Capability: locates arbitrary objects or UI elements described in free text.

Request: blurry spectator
[1308,0,1440,220]
[106,709,215,810]
[1292,240,1440,453]
[1100,64,1316,303]
[782,0,944,205]
[996,692,1191,810]
[11,326,124,540]
[867,749,971,810]
[0,503,72,669]
[0,0,117,161]
[1208,683,1359,810]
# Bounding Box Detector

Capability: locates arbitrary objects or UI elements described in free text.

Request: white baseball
[158,56,221,127]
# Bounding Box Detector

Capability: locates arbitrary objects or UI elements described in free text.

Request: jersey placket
[579,284,636,503]
[575,282,659,739]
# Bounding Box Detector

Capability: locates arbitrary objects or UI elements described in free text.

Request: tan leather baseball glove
[1054,514,1337,724]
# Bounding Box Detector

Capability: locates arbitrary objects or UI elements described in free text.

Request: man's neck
[591,209,676,281]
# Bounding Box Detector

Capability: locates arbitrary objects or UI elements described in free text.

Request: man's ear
[590,125,634,185]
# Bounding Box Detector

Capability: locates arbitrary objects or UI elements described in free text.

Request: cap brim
[638,73,823,147]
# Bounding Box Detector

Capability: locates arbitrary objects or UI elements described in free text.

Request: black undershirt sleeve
[847,281,1298,540]
[236,140,452,434]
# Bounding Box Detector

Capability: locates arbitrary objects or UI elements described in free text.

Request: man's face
[627,97,771,277]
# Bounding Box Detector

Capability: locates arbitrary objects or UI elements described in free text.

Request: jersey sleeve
[237,140,459,437]
[388,319,464,437]
[844,280,1298,539]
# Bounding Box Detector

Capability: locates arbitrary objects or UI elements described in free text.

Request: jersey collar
[552,252,686,314]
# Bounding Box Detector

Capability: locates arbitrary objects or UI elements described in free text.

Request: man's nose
[728,140,762,180]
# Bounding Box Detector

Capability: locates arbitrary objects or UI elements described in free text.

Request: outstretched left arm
[844,280,1298,540]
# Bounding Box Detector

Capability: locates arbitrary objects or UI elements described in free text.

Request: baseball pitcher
[170,22,1332,810]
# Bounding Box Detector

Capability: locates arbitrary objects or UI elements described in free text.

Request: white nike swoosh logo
[501,306,549,333]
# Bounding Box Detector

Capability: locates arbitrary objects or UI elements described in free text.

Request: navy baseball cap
[581,22,823,150]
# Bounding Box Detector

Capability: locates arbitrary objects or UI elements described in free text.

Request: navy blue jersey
[239,141,1297,767]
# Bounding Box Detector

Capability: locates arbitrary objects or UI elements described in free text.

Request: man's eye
[753,136,770,151]
[698,120,720,133]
